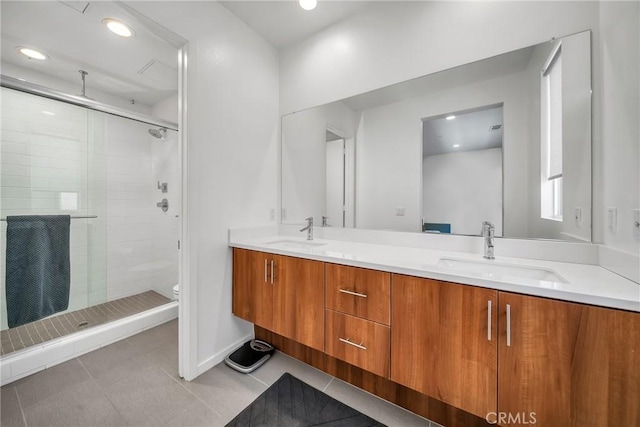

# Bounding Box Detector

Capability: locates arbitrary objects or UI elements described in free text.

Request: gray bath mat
[226,372,385,426]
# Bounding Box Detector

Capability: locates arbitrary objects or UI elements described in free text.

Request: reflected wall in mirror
[281,30,592,242]
[422,104,504,236]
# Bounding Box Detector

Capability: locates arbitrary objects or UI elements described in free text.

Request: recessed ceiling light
[42,111,56,116]
[103,18,134,37]
[16,47,48,60]
[299,0,317,11]
[446,115,456,120]
[453,144,460,148]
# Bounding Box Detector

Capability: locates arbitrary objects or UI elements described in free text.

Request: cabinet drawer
[325,309,390,378]
[325,263,390,325]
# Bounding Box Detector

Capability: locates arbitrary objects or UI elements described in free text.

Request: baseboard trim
[196,333,254,377]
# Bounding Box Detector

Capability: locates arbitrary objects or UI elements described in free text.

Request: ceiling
[0,1,178,106]
[219,1,372,49]
[423,105,504,157]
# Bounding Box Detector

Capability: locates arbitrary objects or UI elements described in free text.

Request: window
[541,42,563,221]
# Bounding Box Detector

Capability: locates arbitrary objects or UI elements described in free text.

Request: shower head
[148,127,167,140]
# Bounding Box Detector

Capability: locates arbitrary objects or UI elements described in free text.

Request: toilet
[172,284,180,300]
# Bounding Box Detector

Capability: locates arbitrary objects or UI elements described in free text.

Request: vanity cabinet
[232,248,324,351]
[233,248,639,426]
[497,292,640,427]
[391,274,498,419]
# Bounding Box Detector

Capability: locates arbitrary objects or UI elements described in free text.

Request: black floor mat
[226,372,386,427]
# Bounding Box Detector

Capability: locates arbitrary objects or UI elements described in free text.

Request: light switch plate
[574,207,582,228]
[607,207,617,232]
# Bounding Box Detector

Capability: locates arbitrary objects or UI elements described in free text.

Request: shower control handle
[157,181,168,193]
[157,198,169,212]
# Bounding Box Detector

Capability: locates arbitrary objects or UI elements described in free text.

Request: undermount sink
[437,258,568,283]
[265,239,327,250]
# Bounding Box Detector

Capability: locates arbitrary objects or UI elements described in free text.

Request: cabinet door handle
[487,300,492,341]
[270,260,275,284]
[506,303,511,347]
[264,259,268,283]
[339,337,367,351]
[339,289,367,298]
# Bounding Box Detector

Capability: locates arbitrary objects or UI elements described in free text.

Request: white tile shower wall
[0,88,104,330]
[104,115,179,301]
[150,128,180,299]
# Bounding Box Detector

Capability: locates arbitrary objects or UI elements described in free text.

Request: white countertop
[229,234,640,313]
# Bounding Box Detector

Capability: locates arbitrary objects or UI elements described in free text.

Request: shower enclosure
[0,81,179,381]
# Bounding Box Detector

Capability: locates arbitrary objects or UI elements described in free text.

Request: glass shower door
[0,87,107,353]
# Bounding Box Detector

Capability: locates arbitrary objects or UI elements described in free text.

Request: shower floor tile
[0,291,171,356]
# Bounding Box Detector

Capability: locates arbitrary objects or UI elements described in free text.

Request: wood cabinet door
[232,248,273,330]
[272,255,325,351]
[498,292,640,427]
[391,274,498,419]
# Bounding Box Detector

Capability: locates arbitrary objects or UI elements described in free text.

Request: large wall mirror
[282,30,592,242]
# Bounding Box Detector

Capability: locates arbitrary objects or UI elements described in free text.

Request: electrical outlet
[574,207,582,228]
[396,207,405,216]
[270,208,275,221]
[607,207,617,232]
[281,208,287,221]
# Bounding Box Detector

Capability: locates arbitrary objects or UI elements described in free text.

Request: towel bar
[0,215,98,221]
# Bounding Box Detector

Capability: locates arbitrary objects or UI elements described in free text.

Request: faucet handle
[305,216,313,223]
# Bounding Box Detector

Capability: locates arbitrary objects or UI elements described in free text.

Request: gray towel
[5,215,71,328]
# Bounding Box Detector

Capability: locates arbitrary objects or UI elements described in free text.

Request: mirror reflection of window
[541,41,563,221]
[422,105,504,236]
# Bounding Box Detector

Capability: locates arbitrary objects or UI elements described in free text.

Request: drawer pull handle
[339,337,367,350]
[339,289,367,298]
[264,259,268,283]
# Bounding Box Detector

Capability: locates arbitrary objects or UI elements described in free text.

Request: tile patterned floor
[1,291,171,355]
[0,319,440,427]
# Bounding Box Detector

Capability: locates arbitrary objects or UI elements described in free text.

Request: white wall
[125,1,280,375]
[596,1,640,258]
[355,72,530,235]
[281,101,359,224]
[423,148,503,236]
[280,1,599,114]
[152,94,179,124]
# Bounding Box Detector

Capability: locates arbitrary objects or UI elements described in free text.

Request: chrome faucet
[322,216,331,227]
[482,221,495,259]
[300,217,313,240]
